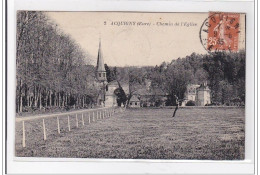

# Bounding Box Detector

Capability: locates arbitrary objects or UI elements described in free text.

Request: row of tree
[16,11,245,113]
[105,51,245,106]
[16,11,99,113]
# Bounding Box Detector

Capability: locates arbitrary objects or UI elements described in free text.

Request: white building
[195,83,211,106]
[105,81,129,107]
[183,83,211,106]
[129,95,141,108]
[185,84,200,101]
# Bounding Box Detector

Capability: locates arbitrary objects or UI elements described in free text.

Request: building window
[135,102,137,105]
[130,102,132,105]
[99,73,101,77]
[103,73,106,77]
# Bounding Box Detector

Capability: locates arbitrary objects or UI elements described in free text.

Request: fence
[15,107,125,148]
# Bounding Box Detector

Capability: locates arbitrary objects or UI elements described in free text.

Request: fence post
[93,112,95,122]
[68,115,71,131]
[88,113,91,123]
[76,114,79,128]
[100,111,101,119]
[22,121,26,147]
[43,119,47,140]
[82,113,84,126]
[57,117,60,134]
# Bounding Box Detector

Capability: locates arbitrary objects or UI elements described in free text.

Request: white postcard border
[6,0,255,174]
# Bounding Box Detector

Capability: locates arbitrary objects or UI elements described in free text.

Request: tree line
[16,11,99,113]
[105,51,245,106]
[16,11,245,114]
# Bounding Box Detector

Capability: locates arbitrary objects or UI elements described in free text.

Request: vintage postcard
[15,11,246,160]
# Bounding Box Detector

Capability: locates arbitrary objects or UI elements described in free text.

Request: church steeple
[96,38,107,82]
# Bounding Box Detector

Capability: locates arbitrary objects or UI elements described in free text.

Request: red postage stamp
[200,12,240,52]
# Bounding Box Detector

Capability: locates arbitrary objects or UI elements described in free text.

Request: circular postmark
[200,12,240,53]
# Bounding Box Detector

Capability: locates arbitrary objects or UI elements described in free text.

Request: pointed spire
[96,38,106,72]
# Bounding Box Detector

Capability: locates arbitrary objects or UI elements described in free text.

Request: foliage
[149,51,245,106]
[186,100,196,106]
[106,51,245,106]
[16,11,98,113]
[16,11,245,113]
[114,85,127,107]
[202,51,245,105]
[104,64,117,83]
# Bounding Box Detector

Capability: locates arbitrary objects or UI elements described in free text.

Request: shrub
[186,100,195,106]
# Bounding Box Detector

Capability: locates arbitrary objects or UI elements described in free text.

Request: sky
[46,12,245,67]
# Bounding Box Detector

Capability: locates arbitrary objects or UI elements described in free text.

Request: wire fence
[15,107,125,148]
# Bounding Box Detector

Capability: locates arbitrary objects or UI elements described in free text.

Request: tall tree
[16,11,98,113]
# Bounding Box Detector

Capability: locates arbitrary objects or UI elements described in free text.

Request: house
[184,84,200,102]
[183,83,211,106]
[129,95,141,108]
[134,83,168,107]
[195,83,211,106]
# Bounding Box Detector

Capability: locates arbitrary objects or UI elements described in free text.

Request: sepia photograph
[15,11,246,160]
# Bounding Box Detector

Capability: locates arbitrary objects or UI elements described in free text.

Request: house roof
[135,88,152,96]
[130,95,140,102]
[197,85,210,91]
[134,86,167,96]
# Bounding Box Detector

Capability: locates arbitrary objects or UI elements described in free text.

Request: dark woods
[105,51,245,107]
[149,51,245,106]
[16,11,245,114]
[16,11,99,113]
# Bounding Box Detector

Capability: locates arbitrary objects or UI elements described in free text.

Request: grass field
[15,107,245,160]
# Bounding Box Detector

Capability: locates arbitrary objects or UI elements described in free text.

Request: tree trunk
[39,88,42,110]
[54,92,57,106]
[24,84,28,107]
[49,91,52,107]
[62,93,65,107]
[29,96,32,107]
[58,92,60,107]
[65,93,68,106]
[34,85,37,107]
[19,79,23,112]
[45,89,48,107]
[27,95,30,107]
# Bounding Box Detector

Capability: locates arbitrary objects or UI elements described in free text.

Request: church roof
[96,39,106,72]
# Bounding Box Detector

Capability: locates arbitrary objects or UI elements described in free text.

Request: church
[95,39,210,107]
[95,39,129,107]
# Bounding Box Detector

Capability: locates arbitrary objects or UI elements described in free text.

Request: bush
[186,100,195,106]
